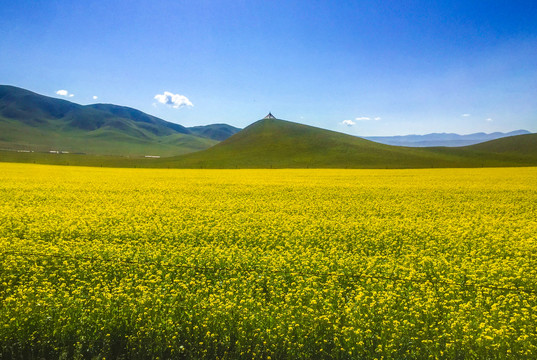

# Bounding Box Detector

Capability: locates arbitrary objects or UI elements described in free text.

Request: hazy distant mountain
[364,130,531,147]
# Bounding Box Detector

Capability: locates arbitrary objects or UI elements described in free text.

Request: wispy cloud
[154,91,193,109]
[56,89,74,98]
[486,118,493,122]
[354,116,381,121]
[462,113,471,117]
[342,116,381,126]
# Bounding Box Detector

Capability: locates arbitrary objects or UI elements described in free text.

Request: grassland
[161,119,537,168]
[0,115,218,157]
[2,120,536,169]
[1,163,536,359]
[2,85,535,166]
[0,126,217,157]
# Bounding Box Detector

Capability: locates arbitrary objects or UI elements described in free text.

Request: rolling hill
[466,132,537,155]
[188,124,242,141]
[1,117,535,168]
[0,85,218,156]
[156,118,537,168]
[1,86,535,169]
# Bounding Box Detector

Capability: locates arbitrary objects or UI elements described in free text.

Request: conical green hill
[163,117,537,168]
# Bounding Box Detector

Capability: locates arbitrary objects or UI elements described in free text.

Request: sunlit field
[1,163,536,359]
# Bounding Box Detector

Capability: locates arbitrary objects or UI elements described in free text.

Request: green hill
[155,118,537,168]
[0,85,217,156]
[188,123,242,141]
[1,94,536,169]
[464,133,537,155]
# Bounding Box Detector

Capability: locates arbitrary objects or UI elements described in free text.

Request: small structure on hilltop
[263,112,276,119]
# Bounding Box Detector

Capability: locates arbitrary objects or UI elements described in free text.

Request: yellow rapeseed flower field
[1,163,536,359]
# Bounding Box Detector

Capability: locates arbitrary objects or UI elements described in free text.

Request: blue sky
[1,0,536,136]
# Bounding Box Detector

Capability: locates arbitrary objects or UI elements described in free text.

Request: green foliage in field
[1,164,536,359]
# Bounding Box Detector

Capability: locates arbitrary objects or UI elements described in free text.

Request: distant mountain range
[0,85,239,156]
[364,130,531,147]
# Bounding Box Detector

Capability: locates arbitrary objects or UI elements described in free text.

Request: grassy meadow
[2,119,536,169]
[1,163,536,359]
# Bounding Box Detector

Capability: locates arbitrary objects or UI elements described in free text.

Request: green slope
[187,123,242,141]
[87,103,190,135]
[0,85,217,156]
[465,133,537,155]
[1,109,536,168]
[152,118,536,168]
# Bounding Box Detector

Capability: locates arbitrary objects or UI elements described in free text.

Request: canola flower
[0,163,536,359]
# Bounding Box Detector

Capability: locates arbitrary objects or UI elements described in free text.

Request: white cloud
[93,96,98,100]
[154,91,193,109]
[462,113,471,117]
[352,116,381,121]
[486,118,493,122]
[342,116,382,126]
[56,89,74,97]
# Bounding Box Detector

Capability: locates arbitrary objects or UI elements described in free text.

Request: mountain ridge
[365,130,531,147]
[0,85,228,156]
